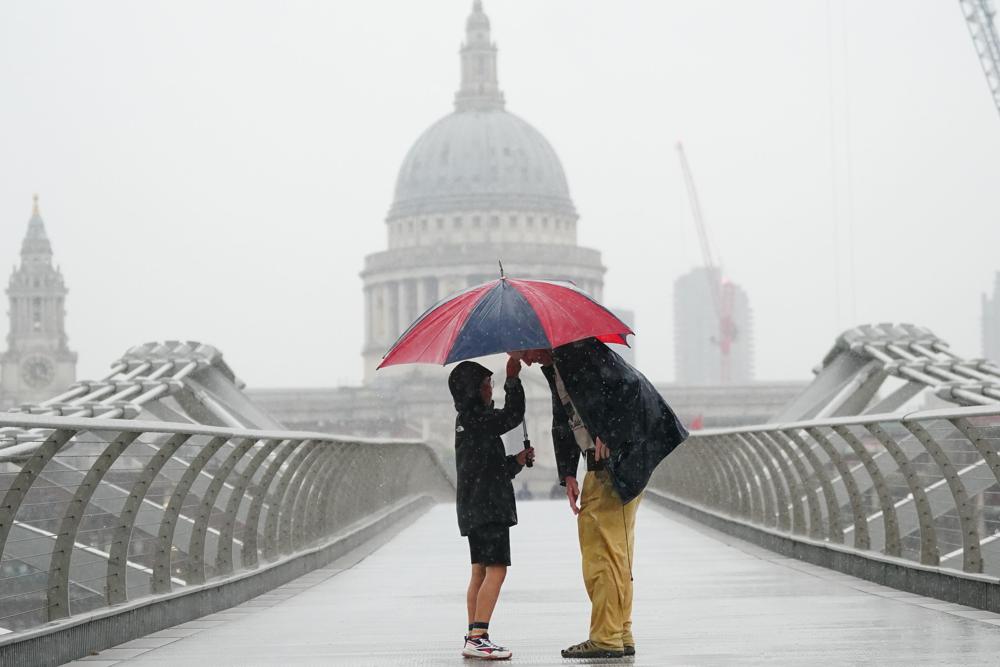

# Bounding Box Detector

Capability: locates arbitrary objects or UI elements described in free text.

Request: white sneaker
[462,634,512,660]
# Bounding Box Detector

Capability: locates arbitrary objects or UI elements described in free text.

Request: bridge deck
[74,500,1000,666]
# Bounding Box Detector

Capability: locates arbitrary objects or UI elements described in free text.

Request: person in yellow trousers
[520,339,688,660]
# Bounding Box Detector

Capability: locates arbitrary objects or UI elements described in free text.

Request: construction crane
[960,0,1000,118]
[675,141,737,384]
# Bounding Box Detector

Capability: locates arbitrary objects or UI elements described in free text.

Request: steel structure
[656,402,1000,576]
[0,341,454,657]
[960,0,1000,118]
[656,324,1000,583]
[0,412,452,638]
[775,323,1000,422]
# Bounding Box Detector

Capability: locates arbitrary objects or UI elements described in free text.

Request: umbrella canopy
[378,278,633,369]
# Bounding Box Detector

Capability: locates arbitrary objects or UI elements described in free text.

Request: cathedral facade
[0,196,77,407]
[361,1,605,382]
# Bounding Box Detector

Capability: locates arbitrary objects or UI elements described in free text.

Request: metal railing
[653,405,1000,576]
[0,413,453,635]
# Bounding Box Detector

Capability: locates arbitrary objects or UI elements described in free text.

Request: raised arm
[469,356,525,436]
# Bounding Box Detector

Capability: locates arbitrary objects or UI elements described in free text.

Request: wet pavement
[72,500,1000,665]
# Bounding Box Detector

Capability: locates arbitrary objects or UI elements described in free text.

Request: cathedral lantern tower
[1,195,77,405]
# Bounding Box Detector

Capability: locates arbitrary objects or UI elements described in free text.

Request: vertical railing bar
[106,432,192,605]
[832,425,902,557]
[721,436,762,523]
[806,427,870,550]
[0,430,76,561]
[290,446,338,550]
[764,430,824,539]
[904,421,982,574]
[751,431,806,535]
[186,437,258,585]
[735,433,787,530]
[279,445,329,555]
[263,441,318,561]
[152,436,230,594]
[783,429,843,543]
[241,439,299,569]
[865,422,940,566]
[215,438,283,576]
[47,431,142,620]
[300,446,342,546]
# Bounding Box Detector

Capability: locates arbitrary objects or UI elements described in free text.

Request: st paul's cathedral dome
[361,0,606,382]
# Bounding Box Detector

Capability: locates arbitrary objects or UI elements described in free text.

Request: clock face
[20,355,55,390]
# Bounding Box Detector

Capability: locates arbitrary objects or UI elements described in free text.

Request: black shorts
[468,524,511,566]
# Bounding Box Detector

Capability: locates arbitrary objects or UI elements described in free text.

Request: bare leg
[472,564,507,628]
[467,564,486,626]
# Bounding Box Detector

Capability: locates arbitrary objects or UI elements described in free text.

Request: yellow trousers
[577,470,641,650]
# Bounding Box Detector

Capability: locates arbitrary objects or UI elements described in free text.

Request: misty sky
[1,1,998,388]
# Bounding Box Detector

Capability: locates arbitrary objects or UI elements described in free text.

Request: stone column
[396,280,409,339]
[416,278,432,314]
[363,286,372,347]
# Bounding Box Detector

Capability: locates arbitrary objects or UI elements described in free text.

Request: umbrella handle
[522,419,533,468]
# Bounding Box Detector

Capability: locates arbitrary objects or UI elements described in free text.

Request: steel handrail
[655,403,1000,578]
[0,411,453,637]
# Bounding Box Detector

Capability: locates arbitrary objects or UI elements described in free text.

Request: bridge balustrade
[653,405,1000,578]
[0,413,452,637]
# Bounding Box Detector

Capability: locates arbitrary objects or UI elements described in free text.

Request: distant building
[0,196,77,407]
[984,272,1000,363]
[674,267,753,384]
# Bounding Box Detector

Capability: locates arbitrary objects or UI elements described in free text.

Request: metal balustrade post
[735,433,788,529]
[152,436,230,594]
[751,432,806,535]
[300,445,343,545]
[241,439,299,569]
[290,446,338,550]
[904,421,983,573]
[319,443,363,536]
[106,433,193,604]
[215,438,283,576]
[724,435,765,524]
[711,437,751,519]
[263,440,318,561]
[865,422,940,566]
[186,438,259,585]
[326,442,369,531]
[782,429,843,543]
[47,431,142,620]
[951,417,1000,488]
[689,440,726,509]
[806,427,869,549]
[763,431,823,539]
[0,430,75,559]
[278,444,328,555]
[674,444,703,503]
[832,425,902,557]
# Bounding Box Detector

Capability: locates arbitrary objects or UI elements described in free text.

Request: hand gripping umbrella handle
[522,417,533,468]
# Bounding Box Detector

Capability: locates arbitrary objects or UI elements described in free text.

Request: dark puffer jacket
[449,361,526,536]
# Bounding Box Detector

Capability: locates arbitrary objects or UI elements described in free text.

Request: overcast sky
[1,0,998,387]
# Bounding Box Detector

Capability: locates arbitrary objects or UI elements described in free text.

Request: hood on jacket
[448,360,493,412]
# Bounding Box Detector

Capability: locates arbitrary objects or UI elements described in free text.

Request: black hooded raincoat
[542,338,689,504]
[449,361,526,536]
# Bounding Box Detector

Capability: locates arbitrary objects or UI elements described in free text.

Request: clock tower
[0,195,77,406]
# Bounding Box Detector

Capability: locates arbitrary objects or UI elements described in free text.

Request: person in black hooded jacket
[449,354,533,660]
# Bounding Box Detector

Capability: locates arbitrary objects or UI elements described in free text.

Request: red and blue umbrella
[378,277,633,369]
